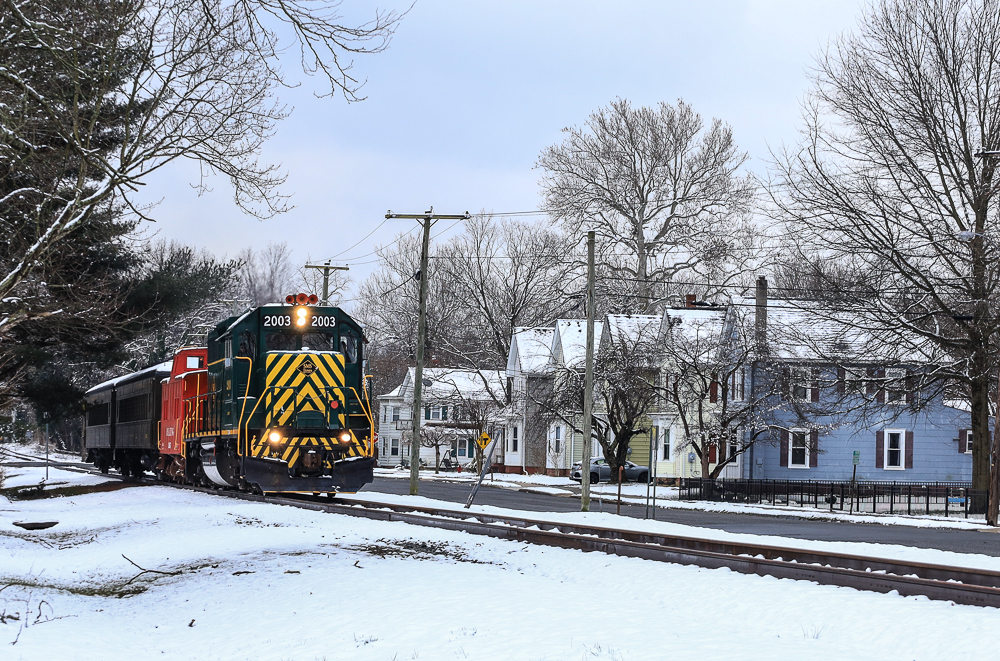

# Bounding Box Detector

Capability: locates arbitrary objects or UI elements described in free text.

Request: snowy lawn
[2,466,1000,660]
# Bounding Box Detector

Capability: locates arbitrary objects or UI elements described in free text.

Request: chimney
[685,294,696,308]
[755,276,768,354]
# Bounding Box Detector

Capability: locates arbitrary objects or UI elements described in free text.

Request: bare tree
[417,424,452,473]
[769,0,1000,498]
[0,0,401,338]
[436,215,575,368]
[538,98,758,312]
[661,307,796,480]
[237,242,295,306]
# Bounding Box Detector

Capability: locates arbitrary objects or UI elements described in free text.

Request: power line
[324,218,389,261]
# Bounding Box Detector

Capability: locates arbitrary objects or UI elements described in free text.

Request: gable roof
[552,319,604,369]
[507,327,555,376]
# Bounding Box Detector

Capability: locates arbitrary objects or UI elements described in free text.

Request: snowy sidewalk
[375,467,992,531]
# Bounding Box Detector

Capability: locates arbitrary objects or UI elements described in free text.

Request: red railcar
[157,347,208,479]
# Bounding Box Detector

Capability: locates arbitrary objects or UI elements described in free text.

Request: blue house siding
[750,403,973,482]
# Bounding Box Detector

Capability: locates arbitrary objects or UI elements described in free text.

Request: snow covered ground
[3,464,1000,660]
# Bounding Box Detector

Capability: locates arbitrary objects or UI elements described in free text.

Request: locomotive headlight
[268,431,281,444]
[339,432,352,443]
[295,307,308,327]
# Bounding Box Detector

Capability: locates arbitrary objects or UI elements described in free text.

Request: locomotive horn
[296,293,309,305]
[285,294,295,305]
[308,294,319,305]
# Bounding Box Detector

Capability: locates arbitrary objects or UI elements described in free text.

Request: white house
[376,367,505,470]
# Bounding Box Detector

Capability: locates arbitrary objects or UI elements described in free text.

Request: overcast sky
[138,0,866,307]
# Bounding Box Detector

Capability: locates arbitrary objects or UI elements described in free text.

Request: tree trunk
[971,359,992,512]
[434,445,440,474]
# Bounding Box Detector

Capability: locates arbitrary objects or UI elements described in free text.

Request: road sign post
[465,433,495,509]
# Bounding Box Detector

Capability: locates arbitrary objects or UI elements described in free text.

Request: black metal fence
[680,478,988,519]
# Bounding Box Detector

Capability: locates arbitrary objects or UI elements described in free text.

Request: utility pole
[385,208,470,495]
[581,230,596,512]
[304,262,349,305]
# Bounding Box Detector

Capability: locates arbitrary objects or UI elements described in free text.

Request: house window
[844,368,866,395]
[512,426,518,452]
[455,440,465,457]
[885,429,905,469]
[885,368,906,403]
[382,406,387,423]
[964,429,973,455]
[660,427,671,461]
[789,429,809,468]
[730,370,745,401]
[785,368,813,401]
[430,407,440,420]
[392,406,400,422]
[390,438,399,456]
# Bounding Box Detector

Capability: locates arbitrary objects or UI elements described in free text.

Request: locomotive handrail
[235,356,254,456]
[345,386,374,457]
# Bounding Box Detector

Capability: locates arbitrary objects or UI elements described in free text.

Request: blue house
[739,280,976,483]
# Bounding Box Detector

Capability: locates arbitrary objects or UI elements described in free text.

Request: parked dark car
[571,458,648,484]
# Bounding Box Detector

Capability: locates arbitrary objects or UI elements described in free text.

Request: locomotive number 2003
[311,316,336,327]
[263,315,292,327]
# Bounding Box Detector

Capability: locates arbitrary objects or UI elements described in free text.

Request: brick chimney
[755,276,768,354]
[685,294,696,308]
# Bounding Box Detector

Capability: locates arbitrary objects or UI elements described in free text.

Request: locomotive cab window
[266,332,298,351]
[340,329,358,363]
[302,332,337,352]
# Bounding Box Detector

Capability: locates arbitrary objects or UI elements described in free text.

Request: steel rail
[6,451,1000,608]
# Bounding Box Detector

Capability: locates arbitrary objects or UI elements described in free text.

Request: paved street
[367,476,1000,557]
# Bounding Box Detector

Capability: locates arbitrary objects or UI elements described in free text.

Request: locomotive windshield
[265,330,337,352]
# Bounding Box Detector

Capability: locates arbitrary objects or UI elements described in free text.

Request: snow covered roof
[507,327,555,376]
[377,383,404,401]
[388,368,505,404]
[661,307,728,343]
[604,314,661,346]
[86,361,173,394]
[552,319,604,369]
[733,296,937,363]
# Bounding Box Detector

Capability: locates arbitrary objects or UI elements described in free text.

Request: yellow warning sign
[477,432,491,449]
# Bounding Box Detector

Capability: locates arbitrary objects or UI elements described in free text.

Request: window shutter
[811,368,820,403]
[781,368,790,401]
[709,443,717,463]
[424,406,431,420]
[780,429,788,467]
[876,430,884,468]
[905,430,914,468]
[809,430,819,467]
[836,367,846,395]
[441,406,448,420]
[959,429,969,454]
[905,371,914,404]
[710,374,718,403]
[876,368,885,404]
[719,440,728,463]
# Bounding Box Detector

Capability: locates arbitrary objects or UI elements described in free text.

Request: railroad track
[5,448,1000,609]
